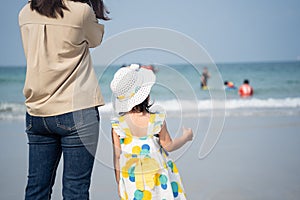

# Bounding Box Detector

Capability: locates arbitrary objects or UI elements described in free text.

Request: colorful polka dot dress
[111,112,187,200]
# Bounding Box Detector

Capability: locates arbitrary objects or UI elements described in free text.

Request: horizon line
[1,59,299,68]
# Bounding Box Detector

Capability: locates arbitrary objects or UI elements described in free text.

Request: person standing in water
[200,67,210,90]
[239,79,254,97]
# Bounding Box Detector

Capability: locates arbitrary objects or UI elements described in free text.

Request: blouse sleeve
[82,5,104,48]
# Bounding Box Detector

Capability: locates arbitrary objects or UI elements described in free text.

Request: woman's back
[19,1,104,116]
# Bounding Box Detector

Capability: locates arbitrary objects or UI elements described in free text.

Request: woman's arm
[159,121,193,152]
[82,4,104,48]
[111,128,121,184]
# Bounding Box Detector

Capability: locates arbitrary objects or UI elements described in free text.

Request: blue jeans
[25,107,100,200]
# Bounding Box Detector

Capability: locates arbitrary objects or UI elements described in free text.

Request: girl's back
[123,112,150,138]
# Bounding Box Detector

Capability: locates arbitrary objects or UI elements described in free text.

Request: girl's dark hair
[131,96,153,113]
[30,0,110,20]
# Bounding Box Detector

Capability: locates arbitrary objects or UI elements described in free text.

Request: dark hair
[30,0,110,20]
[244,79,249,84]
[89,0,110,20]
[30,0,69,18]
[131,96,153,113]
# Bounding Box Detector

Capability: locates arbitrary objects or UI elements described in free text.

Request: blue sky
[1,0,300,66]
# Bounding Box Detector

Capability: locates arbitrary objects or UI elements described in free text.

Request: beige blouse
[19,1,105,116]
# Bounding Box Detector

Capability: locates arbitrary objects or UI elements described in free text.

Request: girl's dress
[111,112,187,200]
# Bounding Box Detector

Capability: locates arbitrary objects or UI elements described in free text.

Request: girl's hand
[183,127,193,142]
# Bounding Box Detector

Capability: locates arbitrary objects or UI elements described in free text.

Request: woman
[19,0,109,199]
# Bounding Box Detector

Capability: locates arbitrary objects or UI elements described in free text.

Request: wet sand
[1,114,300,199]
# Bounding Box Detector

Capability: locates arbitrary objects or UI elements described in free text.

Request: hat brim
[113,68,156,113]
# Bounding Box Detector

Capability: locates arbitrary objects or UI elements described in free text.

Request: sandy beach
[1,113,300,200]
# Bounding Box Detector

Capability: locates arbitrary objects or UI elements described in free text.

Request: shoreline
[1,98,300,120]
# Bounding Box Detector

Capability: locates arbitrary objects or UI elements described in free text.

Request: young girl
[110,64,193,199]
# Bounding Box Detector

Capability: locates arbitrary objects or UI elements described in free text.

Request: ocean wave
[99,97,300,117]
[158,97,300,110]
[1,98,300,120]
[0,102,26,120]
[225,98,300,109]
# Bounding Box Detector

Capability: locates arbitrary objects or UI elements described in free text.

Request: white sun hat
[110,64,156,113]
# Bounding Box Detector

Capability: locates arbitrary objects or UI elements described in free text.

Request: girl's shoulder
[148,105,166,135]
[111,115,127,138]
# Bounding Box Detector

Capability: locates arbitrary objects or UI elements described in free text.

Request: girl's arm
[111,128,121,184]
[159,121,193,152]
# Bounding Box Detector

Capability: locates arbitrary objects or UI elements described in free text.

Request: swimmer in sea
[224,81,237,90]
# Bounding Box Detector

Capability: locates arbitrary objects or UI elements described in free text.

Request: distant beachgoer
[141,64,158,73]
[239,79,254,97]
[110,64,193,199]
[201,67,210,90]
[19,0,109,199]
[224,81,237,90]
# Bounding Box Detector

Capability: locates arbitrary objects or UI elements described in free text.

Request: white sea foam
[159,97,300,111]
[1,97,300,120]
[225,98,300,109]
[99,98,300,117]
[0,102,26,120]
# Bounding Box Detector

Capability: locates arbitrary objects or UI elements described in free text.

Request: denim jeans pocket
[55,110,84,131]
[25,112,33,132]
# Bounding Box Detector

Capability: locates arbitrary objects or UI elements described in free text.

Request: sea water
[0,61,300,120]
